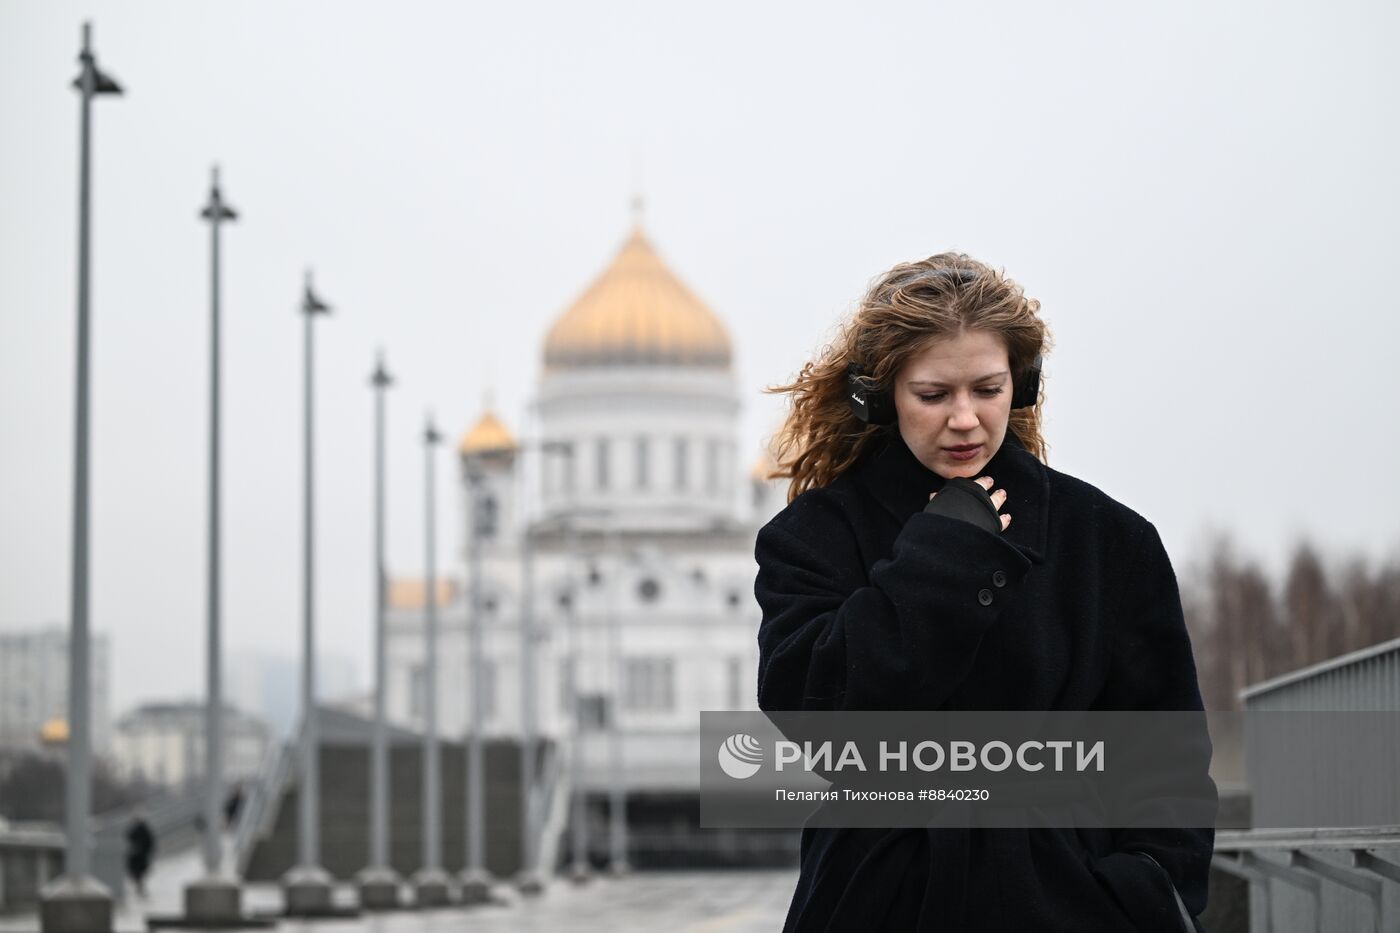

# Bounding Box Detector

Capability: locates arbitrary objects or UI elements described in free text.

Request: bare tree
[1283,542,1335,671]
[1182,533,1396,709]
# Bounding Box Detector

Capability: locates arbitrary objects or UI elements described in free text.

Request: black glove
[923,477,1002,534]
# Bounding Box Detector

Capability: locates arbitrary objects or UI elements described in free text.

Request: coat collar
[854,427,1050,564]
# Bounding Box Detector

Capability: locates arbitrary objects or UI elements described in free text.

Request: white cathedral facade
[384,225,784,812]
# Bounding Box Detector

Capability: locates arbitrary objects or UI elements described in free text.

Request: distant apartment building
[110,701,271,788]
[0,626,111,752]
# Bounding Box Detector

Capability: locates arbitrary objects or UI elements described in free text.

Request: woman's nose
[949,397,979,431]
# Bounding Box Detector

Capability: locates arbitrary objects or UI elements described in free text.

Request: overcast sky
[2,1,1397,714]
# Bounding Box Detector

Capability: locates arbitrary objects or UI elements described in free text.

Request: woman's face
[893,329,1013,479]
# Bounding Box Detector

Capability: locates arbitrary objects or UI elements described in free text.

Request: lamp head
[301,270,331,316]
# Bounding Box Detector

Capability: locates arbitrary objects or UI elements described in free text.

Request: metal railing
[1241,637,1400,712]
[535,737,570,875]
[0,823,64,912]
[232,738,294,877]
[1213,638,1400,932]
[1213,827,1400,933]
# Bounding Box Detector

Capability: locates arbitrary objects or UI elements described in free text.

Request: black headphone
[845,269,1043,425]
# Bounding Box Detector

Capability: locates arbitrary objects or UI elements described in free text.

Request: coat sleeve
[1088,520,1217,933]
[755,495,1031,711]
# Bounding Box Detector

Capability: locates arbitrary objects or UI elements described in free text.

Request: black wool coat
[755,427,1215,933]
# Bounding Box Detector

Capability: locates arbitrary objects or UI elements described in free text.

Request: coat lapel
[855,427,1050,564]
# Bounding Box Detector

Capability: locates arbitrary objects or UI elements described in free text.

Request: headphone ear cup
[847,363,897,425]
[1011,355,1043,410]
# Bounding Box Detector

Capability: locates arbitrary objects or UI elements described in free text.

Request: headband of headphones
[846,267,1042,425]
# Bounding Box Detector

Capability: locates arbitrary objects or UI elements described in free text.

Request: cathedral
[383,223,786,864]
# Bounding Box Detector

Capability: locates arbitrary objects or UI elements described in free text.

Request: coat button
[992,570,1007,588]
[978,588,993,606]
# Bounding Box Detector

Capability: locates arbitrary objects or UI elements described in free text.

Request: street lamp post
[564,520,591,884]
[511,437,574,896]
[536,444,594,885]
[41,22,121,933]
[283,272,334,916]
[459,453,496,904]
[357,353,401,909]
[183,166,244,925]
[515,514,543,896]
[514,522,543,894]
[412,417,452,907]
[604,527,629,876]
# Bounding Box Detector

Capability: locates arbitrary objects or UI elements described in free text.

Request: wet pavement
[1,845,797,933]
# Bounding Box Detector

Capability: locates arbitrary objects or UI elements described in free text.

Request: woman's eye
[917,387,1002,403]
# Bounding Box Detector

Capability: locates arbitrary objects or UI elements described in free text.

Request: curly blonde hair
[766,252,1053,502]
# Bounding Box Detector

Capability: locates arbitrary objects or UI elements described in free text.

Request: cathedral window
[595,437,610,490]
[559,657,574,713]
[623,657,675,711]
[561,444,576,494]
[475,494,498,539]
[409,664,427,721]
[635,437,649,489]
[674,437,688,489]
[474,659,496,720]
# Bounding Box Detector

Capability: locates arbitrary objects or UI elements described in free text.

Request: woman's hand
[928,475,1012,532]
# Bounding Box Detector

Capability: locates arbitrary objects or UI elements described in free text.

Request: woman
[756,254,1214,932]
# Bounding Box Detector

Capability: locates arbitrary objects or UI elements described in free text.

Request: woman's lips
[944,444,982,461]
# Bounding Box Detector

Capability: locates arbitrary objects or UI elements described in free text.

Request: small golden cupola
[543,226,732,370]
[39,717,69,745]
[458,409,517,459]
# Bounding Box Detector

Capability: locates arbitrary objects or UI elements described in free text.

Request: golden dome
[458,410,517,456]
[544,227,732,370]
[39,717,69,744]
[388,578,458,610]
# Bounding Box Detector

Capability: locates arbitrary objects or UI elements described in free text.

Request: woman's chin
[932,461,982,480]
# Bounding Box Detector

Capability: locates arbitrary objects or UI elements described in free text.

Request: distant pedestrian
[223,783,244,830]
[125,812,156,898]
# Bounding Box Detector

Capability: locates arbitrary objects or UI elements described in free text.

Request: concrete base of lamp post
[412,868,453,908]
[150,882,276,930]
[355,867,402,910]
[281,865,339,917]
[458,868,494,905]
[39,875,112,933]
[514,869,546,897]
[147,873,277,929]
[183,876,243,923]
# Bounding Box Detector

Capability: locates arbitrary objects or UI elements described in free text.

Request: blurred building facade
[385,225,786,861]
[0,626,111,752]
[109,701,271,788]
